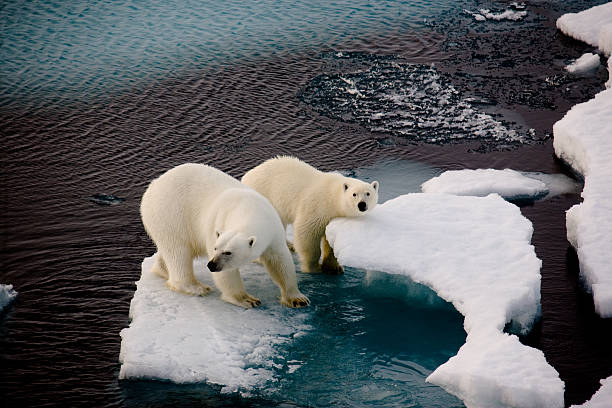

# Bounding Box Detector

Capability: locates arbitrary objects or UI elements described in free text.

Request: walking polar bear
[242,156,379,274]
[140,163,309,308]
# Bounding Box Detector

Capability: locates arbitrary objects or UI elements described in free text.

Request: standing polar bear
[242,156,379,274]
[140,163,309,308]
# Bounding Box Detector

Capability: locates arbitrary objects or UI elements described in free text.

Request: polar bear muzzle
[207,260,220,272]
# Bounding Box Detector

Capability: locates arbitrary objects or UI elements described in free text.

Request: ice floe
[557,3,612,56]
[119,256,311,393]
[421,168,580,202]
[326,193,563,408]
[553,88,612,318]
[0,284,17,311]
[565,53,601,75]
[570,375,612,408]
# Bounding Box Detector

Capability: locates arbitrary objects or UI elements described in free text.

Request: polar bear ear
[343,183,349,191]
[371,181,379,191]
[248,236,256,248]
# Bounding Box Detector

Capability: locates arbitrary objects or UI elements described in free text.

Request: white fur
[140,163,309,308]
[242,156,379,274]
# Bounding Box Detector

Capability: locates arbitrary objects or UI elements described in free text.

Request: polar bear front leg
[163,249,212,296]
[320,234,344,275]
[262,249,309,308]
[211,268,261,308]
[293,216,324,273]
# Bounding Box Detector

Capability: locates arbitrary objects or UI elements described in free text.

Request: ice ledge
[557,3,612,56]
[327,193,563,408]
[553,88,612,318]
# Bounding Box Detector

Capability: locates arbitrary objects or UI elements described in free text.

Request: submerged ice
[299,53,541,148]
[0,284,17,311]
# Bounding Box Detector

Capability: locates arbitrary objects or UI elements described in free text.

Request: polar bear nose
[358,201,367,212]
[207,260,219,272]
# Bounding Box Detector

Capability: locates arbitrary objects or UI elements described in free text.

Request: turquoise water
[1,0,461,104]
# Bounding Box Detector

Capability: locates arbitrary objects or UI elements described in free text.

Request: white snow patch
[326,193,563,408]
[421,169,580,201]
[565,53,601,74]
[553,88,612,318]
[0,284,17,311]
[465,8,527,22]
[119,256,311,393]
[557,3,612,56]
[570,376,612,408]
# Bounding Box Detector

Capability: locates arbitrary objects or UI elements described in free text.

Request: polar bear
[242,156,379,274]
[140,163,309,308]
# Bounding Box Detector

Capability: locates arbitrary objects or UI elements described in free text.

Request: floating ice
[0,284,17,311]
[89,193,125,206]
[464,8,527,22]
[299,53,540,148]
[557,3,612,56]
[570,375,612,408]
[565,53,601,75]
[421,168,580,202]
[553,88,612,318]
[119,256,311,393]
[326,193,564,408]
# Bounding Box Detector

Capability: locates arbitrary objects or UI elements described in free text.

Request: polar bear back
[241,156,339,224]
[141,163,245,247]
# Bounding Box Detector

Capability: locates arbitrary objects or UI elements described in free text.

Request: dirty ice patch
[570,375,612,408]
[326,193,564,408]
[0,284,18,311]
[421,169,580,202]
[553,88,612,318]
[119,256,311,393]
[565,53,601,75]
[557,3,612,56]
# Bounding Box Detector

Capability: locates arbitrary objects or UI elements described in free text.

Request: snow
[557,3,612,56]
[421,168,579,201]
[565,53,601,75]
[119,256,311,393]
[0,284,17,311]
[570,376,612,408]
[326,193,563,408]
[553,88,612,318]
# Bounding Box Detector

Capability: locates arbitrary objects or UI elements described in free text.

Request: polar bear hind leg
[211,268,261,308]
[162,248,211,296]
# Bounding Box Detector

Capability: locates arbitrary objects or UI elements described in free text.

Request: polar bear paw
[321,258,344,275]
[224,292,262,308]
[166,280,212,296]
[282,293,310,308]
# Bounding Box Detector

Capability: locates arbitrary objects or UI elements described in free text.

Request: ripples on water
[2,0,612,407]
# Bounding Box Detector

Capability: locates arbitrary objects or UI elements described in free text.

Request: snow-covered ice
[326,193,563,408]
[0,284,17,311]
[565,53,601,75]
[421,168,579,201]
[119,257,311,393]
[553,88,612,318]
[570,376,612,408]
[557,3,612,56]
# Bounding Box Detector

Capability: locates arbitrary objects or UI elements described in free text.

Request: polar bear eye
[222,251,232,256]
[366,192,370,196]
[352,193,356,197]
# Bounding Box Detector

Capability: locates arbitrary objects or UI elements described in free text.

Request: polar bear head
[207,231,257,272]
[341,178,379,217]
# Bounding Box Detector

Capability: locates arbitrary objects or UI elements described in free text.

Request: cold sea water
[1,0,611,407]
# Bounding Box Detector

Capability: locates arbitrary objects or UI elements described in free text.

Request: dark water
[2,0,612,407]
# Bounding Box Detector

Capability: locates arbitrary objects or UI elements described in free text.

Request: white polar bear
[242,156,379,274]
[140,163,309,308]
